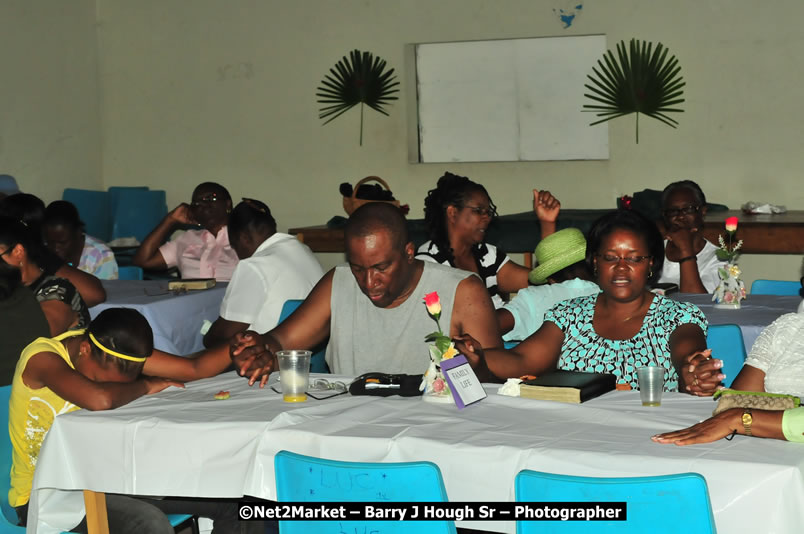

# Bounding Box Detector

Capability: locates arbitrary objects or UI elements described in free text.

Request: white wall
[14,0,804,279]
[0,0,102,201]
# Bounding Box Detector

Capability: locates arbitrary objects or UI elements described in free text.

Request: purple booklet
[440,355,487,409]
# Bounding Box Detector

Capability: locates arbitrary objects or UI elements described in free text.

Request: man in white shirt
[202,198,323,348]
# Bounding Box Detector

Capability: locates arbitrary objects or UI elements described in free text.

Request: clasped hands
[682,349,724,396]
[229,331,276,387]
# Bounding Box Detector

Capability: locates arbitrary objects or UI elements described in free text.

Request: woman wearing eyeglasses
[458,209,722,394]
[133,182,239,281]
[657,180,726,294]
[417,172,560,308]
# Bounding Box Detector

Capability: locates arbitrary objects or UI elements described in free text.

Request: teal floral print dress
[543,293,708,391]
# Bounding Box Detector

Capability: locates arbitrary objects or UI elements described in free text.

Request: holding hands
[454,334,496,382]
[681,349,724,396]
[230,331,276,387]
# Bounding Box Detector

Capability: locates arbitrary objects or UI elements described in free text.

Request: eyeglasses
[270,378,348,400]
[191,194,220,208]
[597,254,652,265]
[662,204,700,218]
[464,205,497,218]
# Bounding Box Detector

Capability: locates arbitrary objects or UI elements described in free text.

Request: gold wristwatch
[741,409,753,436]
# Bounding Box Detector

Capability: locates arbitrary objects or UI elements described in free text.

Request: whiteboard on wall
[415,35,609,162]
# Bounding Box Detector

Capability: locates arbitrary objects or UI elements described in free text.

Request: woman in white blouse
[729,299,804,397]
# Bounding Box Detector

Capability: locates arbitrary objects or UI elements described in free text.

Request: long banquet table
[31,373,804,534]
[676,293,802,351]
[89,280,227,355]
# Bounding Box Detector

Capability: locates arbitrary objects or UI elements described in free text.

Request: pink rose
[724,292,734,303]
[423,292,441,316]
[433,377,445,393]
[725,216,739,232]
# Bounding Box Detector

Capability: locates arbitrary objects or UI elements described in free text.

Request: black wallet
[349,373,424,397]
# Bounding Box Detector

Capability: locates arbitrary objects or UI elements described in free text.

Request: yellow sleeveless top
[8,330,83,507]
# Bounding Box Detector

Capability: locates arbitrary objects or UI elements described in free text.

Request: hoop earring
[648,269,653,279]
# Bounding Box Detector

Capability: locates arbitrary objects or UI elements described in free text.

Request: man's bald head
[345,203,410,252]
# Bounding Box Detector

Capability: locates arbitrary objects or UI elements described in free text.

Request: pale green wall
[0,0,102,201]
[93,0,804,278]
[10,1,804,279]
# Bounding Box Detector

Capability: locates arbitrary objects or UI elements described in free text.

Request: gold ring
[693,378,699,386]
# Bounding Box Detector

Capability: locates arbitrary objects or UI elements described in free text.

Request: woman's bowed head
[424,291,442,320]
[725,216,739,233]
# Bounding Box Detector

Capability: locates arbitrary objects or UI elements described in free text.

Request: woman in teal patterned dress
[460,209,724,395]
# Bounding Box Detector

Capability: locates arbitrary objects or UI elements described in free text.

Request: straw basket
[342,176,401,215]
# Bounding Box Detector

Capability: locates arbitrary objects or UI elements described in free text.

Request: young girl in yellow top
[9,307,266,534]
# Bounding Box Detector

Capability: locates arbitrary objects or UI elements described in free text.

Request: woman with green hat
[497,228,597,342]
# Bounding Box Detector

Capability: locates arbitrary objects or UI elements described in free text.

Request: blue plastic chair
[514,470,716,534]
[274,450,456,534]
[0,385,196,533]
[750,279,802,296]
[62,189,111,242]
[279,300,329,373]
[706,324,747,388]
[117,266,144,280]
[110,189,167,243]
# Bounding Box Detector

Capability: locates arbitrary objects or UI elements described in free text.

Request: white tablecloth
[89,280,227,355]
[31,373,804,534]
[676,293,802,351]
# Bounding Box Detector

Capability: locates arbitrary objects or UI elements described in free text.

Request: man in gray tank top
[235,203,502,382]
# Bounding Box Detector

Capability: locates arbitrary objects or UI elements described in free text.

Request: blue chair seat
[62,189,111,243]
[750,279,802,296]
[706,324,747,388]
[514,470,716,533]
[117,266,144,280]
[275,450,456,534]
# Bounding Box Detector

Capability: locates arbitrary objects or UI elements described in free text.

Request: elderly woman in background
[0,216,89,336]
[133,182,239,281]
[417,172,560,308]
[657,180,726,294]
[0,193,106,306]
[459,209,722,394]
[43,200,118,280]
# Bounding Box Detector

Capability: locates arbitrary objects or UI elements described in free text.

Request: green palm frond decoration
[317,49,400,146]
[583,39,685,143]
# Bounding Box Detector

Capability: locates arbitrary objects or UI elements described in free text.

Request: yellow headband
[89,333,147,363]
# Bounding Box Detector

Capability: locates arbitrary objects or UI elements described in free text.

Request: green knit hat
[528,228,587,285]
